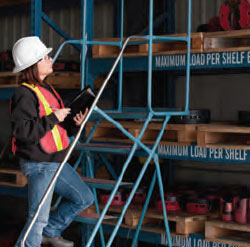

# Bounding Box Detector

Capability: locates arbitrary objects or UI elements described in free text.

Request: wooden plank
[124,208,207,235]
[103,220,182,236]
[125,210,159,227]
[47,72,81,88]
[205,220,250,247]
[203,30,250,52]
[91,30,250,57]
[92,33,203,58]
[197,124,250,149]
[85,121,199,145]
[0,0,30,7]
[198,124,250,134]
[100,205,207,235]
[0,169,27,187]
[92,37,147,58]
[140,32,204,54]
[0,71,81,89]
[204,29,250,39]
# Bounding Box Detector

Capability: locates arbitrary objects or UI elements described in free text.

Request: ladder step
[0,169,27,187]
[75,211,117,224]
[82,177,133,189]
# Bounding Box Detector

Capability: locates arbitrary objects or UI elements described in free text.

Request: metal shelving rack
[2,0,249,247]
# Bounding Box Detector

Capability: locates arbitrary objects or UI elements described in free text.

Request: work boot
[42,235,74,247]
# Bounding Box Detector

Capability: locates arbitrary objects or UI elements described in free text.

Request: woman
[10,36,94,247]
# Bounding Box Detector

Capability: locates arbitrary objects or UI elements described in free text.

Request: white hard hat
[12,36,52,73]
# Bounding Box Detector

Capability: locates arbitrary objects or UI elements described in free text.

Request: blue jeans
[15,161,94,247]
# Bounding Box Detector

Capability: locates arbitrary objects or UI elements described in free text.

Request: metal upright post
[80,0,88,89]
[31,0,42,36]
[117,0,124,111]
[147,0,154,111]
[167,0,175,34]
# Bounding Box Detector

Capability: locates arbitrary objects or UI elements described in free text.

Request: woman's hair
[18,63,44,85]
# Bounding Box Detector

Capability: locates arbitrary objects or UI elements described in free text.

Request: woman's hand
[73,108,88,126]
[54,108,71,122]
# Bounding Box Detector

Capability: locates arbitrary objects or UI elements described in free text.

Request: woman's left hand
[73,108,88,126]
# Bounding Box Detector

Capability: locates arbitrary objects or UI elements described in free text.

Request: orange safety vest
[22,82,69,153]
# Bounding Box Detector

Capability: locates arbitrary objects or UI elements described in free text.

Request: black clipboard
[65,86,95,121]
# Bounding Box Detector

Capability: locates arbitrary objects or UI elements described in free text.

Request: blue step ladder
[22,0,193,247]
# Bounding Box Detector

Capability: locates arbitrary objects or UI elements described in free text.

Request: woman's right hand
[54,108,71,122]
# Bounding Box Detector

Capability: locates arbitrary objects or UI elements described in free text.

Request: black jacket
[10,84,79,162]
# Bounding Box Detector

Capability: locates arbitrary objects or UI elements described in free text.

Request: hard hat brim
[13,47,53,73]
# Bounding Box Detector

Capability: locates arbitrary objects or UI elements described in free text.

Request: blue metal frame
[88,49,250,73]
[31,0,42,36]
[77,142,250,164]
[51,0,192,246]
[31,0,80,51]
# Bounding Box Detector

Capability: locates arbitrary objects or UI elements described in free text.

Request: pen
[50,107,59,110]
[50,107,71,114]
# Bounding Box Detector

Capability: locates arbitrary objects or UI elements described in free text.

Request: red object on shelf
[126,189,146,205]
[219,0,241,31]
[220,2,233,30]
[205,191,220,212]
[220,197,233,222]
[186,198,210,214]
[248,199,250,223]
[155,193,181,212]
[234,196,248,224]
[53,62,66,71]
[239,0,250,28]
[100,191,125,206]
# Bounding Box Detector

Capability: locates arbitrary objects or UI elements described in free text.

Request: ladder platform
[197,123,250,150]
[86,121,199,146]
[0,169,27,187]
[205,220,250,247]
[82,177,133,189]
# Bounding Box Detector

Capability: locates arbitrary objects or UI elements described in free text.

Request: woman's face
[37,55,53,81]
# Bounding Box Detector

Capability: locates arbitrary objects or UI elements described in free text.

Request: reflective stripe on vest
[22,83,64,151]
